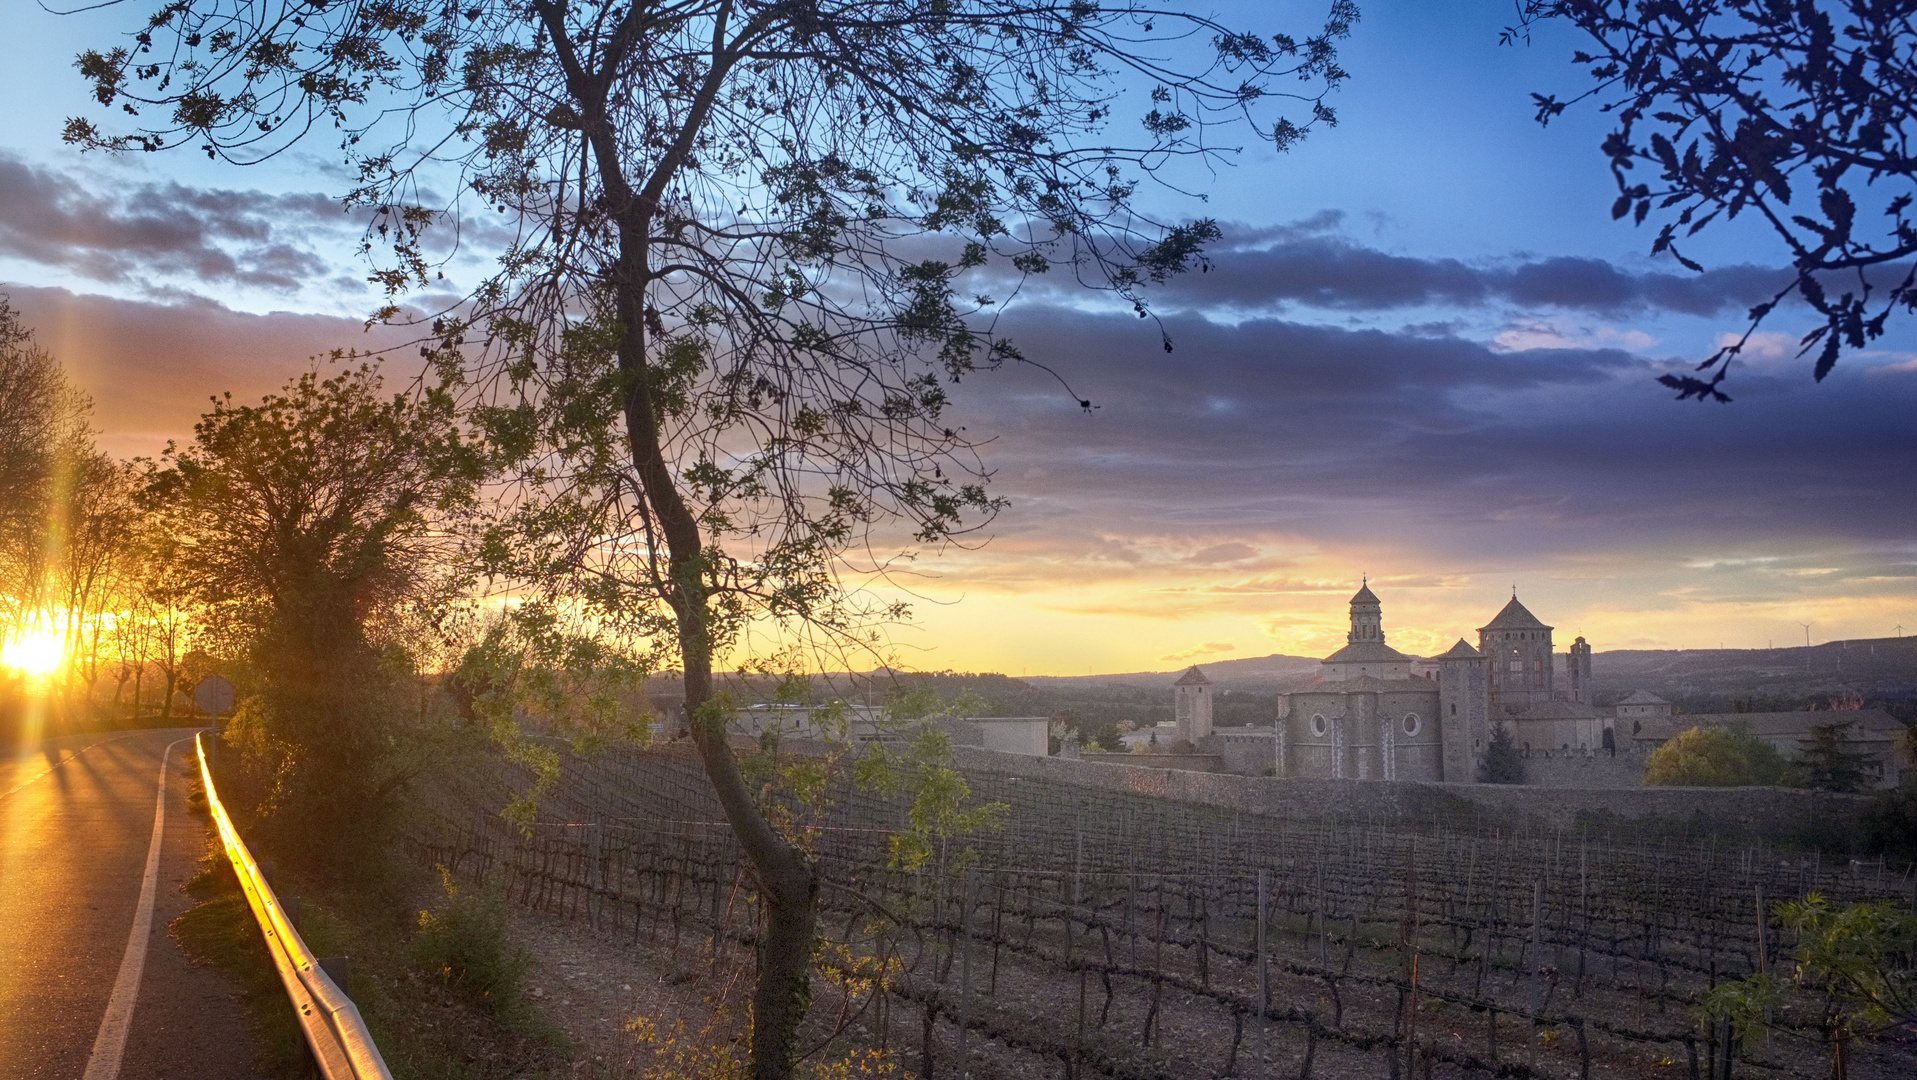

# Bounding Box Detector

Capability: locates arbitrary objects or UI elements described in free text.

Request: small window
[1310,714,1328,737]
[1403,713,1421,737]
[1450,703,1457,716]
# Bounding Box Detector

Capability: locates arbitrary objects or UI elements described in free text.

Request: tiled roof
[1322,640,1416,665]
[1479,595,1551,632]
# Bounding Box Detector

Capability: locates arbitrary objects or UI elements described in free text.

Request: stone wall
[950,745,1875,847]
[1080,751,1223,773]
[1514,746,1649,789]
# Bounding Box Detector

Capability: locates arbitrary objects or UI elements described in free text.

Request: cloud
[1160,641,1236,663]
[1117,217,1795,318]
[0,152,354,292]
[1188,542,1257,564]
[0,285,415,456]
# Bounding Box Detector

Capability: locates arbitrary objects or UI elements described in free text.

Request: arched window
[1310,714,1328,738]
[1403,714,1421,737]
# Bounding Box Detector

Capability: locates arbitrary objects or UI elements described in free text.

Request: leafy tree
[1644,723,1789,786]
[1512,1,1917,400]
[1705,894,1917,1080]
[1480,720,1525,783]
[1791,719,1875,792]
[66,0,1357,1071]
[147,364,481,871]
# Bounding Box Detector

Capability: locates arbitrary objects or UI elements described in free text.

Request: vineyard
[411,741,1917,1080]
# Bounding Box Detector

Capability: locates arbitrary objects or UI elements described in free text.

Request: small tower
[1435,639,1489,783]
[1173,666,1214,743]
[1565,636,1593,704]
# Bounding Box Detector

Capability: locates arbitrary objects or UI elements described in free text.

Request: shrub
[413,868,529,1015]
[1859,782,1917,864]
[1644,725,1788,786]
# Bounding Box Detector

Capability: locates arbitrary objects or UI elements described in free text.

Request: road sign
[194,675,236,717]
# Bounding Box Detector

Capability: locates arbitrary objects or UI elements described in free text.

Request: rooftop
[1479,594,1552,633]
[1322,639,1417,665]
[1173,665,1212,686]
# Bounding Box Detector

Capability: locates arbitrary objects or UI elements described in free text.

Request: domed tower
[1348,580,1384,644]
[1320,581,1415,681]
[1478,591,1554,714]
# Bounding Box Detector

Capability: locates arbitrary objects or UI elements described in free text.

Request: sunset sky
[2,1,1914,676]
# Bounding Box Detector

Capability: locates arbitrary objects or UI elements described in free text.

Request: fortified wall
[952,745,1874,848]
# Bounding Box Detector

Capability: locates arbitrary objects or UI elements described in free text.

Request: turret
[1478,591,1555,714]
[1348,580,1383,643]
[1566,636,1593,704]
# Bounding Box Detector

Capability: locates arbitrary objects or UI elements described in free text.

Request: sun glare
[2,626,66,678]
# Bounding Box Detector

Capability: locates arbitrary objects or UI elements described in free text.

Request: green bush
[413,869,529,1015]
[1644,724,1789,786]
[1859,782,1917,864]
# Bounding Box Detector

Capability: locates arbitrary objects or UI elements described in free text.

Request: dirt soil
[513,902,753,1078]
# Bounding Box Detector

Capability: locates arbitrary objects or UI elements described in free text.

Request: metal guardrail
[195,732,394,1080]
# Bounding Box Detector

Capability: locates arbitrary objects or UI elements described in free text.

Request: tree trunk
[613,265,819,1080]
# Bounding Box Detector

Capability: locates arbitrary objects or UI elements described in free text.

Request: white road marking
[80,737,185,1080]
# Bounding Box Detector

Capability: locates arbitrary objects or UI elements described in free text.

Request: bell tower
[1348,579,1383,643]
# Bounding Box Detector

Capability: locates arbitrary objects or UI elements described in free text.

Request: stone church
[1267,583,1597,782]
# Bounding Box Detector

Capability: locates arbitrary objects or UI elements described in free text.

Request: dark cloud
[0,153,351,291]
[944,305,1917,561]
[1144,234,1792,317]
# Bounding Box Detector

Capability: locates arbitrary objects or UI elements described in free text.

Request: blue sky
[1,0,1912,673]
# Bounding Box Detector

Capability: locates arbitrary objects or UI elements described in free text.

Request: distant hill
[1591,636,1917,706]
[1023,653,1322,693]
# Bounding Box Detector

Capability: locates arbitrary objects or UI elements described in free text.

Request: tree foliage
[1643,723,1790,786]
[1514,0,1917,400]
[1790,718,1876,791]
[1706,894,1917,1076]
[0,298,93,638]
[65,0,1357,1071]
[148,364,482,870]
[1480,720,1525,783]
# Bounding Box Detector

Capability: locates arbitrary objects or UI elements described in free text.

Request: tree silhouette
[1512,1,1917,400]
[1480,721,1525,784]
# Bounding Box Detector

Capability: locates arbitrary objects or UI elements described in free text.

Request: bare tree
[67,1,1356,1072]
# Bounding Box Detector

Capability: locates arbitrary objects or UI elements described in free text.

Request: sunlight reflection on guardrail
[196,732,392,1080]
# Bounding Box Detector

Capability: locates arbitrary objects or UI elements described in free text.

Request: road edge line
[80,736,182,1080]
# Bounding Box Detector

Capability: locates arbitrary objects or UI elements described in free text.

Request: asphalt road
[0,727,265,1080]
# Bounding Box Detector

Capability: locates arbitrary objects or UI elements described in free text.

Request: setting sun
[2,626,66,678]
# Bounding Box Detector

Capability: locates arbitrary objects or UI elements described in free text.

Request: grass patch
[170,850,320,1078]
[173,793,569,1078]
